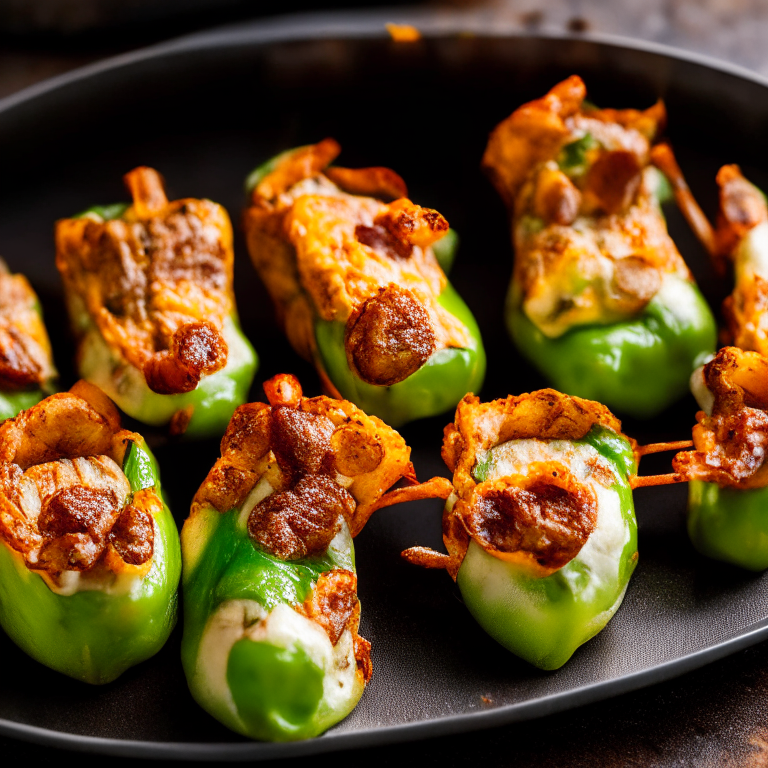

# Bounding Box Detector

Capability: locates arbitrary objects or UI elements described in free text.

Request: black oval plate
[1,9,768,761]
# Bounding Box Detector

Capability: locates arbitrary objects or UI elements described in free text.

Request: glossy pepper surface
[182,373,448,740]
[56,167,257,439]
[674,346,768,570]
[243,140,485,427]
[482,75,715,418]
[0,381,181,683]
[403,389,638,670]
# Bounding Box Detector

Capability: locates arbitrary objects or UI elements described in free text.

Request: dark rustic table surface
[2,2,768,766]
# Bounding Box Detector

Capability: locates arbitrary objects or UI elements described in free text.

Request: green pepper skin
[182,501,363,741]
[432,228,459,274]
[0,440,180,684]
[507,277,716,418]
[0,389,45,422]
[688,481,768,571]
[77,313,257,439]
[316,283,486,428]
[456,426,638,670]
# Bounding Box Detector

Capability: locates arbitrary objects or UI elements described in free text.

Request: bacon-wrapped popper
[0,261,56,419]
[671,347,768,570]
[482,76,716,418]
[403,389,639,670]
[55,167,258,438]
[243,141,485,427]
[181,373,450,741]
[0,382,181,683]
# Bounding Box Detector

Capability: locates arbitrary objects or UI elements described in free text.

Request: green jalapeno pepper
[508,275,716,418]
[244,142,485,428]
[672,347,768,570]
[0,429,181,684]
[315,282,485,428]
[483,77,716,419]
[403,389,638,670]
[57,167,258,439]
[458,425,638,670]
[687,482,768,571]
[182,500,362,741]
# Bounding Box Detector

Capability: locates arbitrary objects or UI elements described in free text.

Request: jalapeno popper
[243,140,485,427]
[55,167,257,438]
[402,389,639,670]
[0,381,181,683]
[182,372,450,741]
[482,76,716,418]
[669,346,768,570]
[0,261,56,419]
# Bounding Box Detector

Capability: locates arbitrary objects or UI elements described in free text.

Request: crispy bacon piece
[0,384,157,582]
[674,347,768,489]
[193,373,445,536]
[55,166,233,395]
[482,76,687,338]
[244,141,469,389]
[404,389,630,579]
[0,265,55,391]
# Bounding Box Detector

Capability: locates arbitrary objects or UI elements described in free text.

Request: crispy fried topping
[461,463,597,572]
[345,284,437,386]
[0,267,55,390]
[192,373,414,538]
[248,474,353,560]
[404,389,628,579]
[483,76,685,337]
[706,165,768,355]
[674,347,768,488]
[244,142,469,383]
[55,166,233,395]
[299,568,359,645]
[0,386,158,580]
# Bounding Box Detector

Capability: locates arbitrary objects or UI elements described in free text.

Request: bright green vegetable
[508,276,716,418]
[182,496,364,741]
[78,314,257,439]
[456,425,638,670]
[687,481,768,571]
[316,283,485,428]
[0,439,181,684]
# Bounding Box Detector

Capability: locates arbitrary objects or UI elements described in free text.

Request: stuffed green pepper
[0,380,181,683]
[55,166,257,438]
[403,388,639,670]
[673,346,768,570]
[182,372,450,740]
[482,75,715,418]
[0,260,56,419]
[243,140,485,427]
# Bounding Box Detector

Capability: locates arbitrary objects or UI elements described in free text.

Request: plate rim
[2,7,768,759]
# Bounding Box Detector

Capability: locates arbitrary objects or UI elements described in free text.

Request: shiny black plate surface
[1,9,768,760]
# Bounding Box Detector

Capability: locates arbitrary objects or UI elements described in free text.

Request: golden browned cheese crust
[437,390,625,578]
[0,382,159,585]
[243,140,470,386]
[482,75,690,337]
[674,347,768,488]
[55,167,233,395]
[0,265,55,390]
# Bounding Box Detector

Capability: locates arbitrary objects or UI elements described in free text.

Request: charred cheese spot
[109,503,154,566]
[345,284,436,386]
[300,568,359,646]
